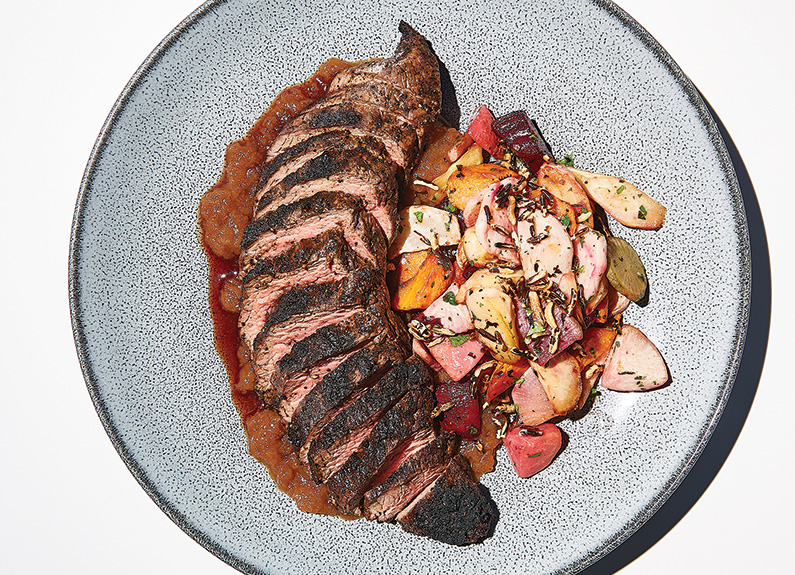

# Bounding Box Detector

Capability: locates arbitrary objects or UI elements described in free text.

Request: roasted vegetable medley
[389,106,669,478]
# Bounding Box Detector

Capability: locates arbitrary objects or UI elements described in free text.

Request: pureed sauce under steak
[198,58,356,516]
[198,58,499,517]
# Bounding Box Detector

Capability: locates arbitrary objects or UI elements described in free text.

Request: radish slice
[601,325,669,391]
[574,229,608,308]
[423,284,472,334]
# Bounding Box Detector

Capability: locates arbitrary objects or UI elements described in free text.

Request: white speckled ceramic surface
[69,1,750,573]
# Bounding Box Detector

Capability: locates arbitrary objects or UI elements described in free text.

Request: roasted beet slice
[491,110,554,173]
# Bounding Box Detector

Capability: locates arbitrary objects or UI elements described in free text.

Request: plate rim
[68,1,751,573]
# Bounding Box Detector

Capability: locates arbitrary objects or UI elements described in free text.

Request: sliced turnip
[517,211,573,280]
[530,351,582,415]
[537,162,593,220]
[601,325,669,391]
[465,285,522,364]
[474,178,520,265]
[511,366,556,426]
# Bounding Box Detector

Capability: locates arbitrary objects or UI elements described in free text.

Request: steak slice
[325,378,436,514]
[305,358,427,483]
[256,130,367,194]
[238,227,374,350]
[239,192,386,273]
[327,22,441,116]
[254,140,400,241]
[396,455,496,546]
[266,100,419,170]
[274,303,409,421]
[363,431,458,522]
[311,84,434,147]
[251,265,386,354]
[287,337,408,453]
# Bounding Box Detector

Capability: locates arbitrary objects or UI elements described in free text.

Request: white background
[1,1,790,573]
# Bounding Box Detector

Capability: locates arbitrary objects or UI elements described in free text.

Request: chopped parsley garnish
[527,452,542,458]
[560,213,571,227]
[414,211,423,223]
[638,205,647,220]
[559,153,575,167]
[443,291,458,306]
[448,334,469,347]
[615,185,625,195]
[441,201,458,214]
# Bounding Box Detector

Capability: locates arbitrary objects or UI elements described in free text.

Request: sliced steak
[256,130,366,194]
[327,22,441,117]
[363,431,458,522]
[266,101,419,170]
[239,227,374,350]
[325,378,436,514]
[396,455,496,546]
[274,303,409,421]
[251,265,387,355]
[305,359,424,483]
[287,337,408,453]
[311,84,434,146]
[254,140,400,241]
[239,192,386,273]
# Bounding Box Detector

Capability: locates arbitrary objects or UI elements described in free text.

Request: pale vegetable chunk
[475,181,520,265]
[517,211,573,280]
[601,325,669,391]
[511,367,556,426]
[388,205,461,258]
[569,167,666,230]
[574,229,608,310]
[465,286,522,364]
[431,143,484,191]
[423,284,472,334]
[456,227,499,269]
[530,352,582,414]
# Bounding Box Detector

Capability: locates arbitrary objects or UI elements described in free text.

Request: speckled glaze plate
[69,1,750,573]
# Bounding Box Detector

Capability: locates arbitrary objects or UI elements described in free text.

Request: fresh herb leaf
[442,201,457,214]
[638,205,647,220]
[559,153,575,167]
[443,291,458,306]
[560,213,571,227]
[448,334,469,347]
[615,185,625,195]
[414,211,423,223]
[527,452,542,458]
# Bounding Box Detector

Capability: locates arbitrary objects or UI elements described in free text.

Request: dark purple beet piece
[491,111,554,173]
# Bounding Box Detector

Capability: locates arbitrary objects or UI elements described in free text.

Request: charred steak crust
[363,430,458,519]
[397,455,496,546]
[251,266,386,351]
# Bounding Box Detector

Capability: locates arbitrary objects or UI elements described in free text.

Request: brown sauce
[198,58,357,517]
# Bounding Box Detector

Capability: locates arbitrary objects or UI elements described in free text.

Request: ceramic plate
[69,0,750,573]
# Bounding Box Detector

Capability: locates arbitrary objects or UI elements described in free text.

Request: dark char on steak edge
[237,21,496,546]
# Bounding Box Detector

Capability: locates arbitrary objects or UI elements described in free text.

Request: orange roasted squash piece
[391,249,454,311]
